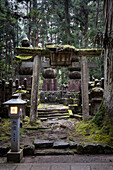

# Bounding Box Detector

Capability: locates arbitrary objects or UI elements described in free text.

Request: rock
[69,141,78,149]
[104,145,113,154]
[77,143,85,154]
[96,144,104,154]
[77,143,104,154]
[23,145,35,156]
[0,146,10,156]
[53,141,70,149]
[34,139,53,149]
[59,124,67,128]
[60,135,67,140]
[85,144,99,154]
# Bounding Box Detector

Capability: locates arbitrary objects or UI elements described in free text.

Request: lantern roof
[3,94,27,105]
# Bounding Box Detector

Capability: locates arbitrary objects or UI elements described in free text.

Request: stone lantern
[3,94,26,163]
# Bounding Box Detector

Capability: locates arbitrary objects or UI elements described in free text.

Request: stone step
[34,149,74,155]
[38,109,68,113]
[53,141,70,149]
[38,113,69,118]
[40,115,70,121]
[38,110,69,115]
[34,139,53,149]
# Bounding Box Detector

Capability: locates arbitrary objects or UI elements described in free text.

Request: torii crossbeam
[16,45,102,122]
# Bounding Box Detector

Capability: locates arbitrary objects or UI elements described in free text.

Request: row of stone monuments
[17,54,104,116]
[40,65,81,104]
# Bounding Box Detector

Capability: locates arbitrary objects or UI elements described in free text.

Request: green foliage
[0,0,104,80]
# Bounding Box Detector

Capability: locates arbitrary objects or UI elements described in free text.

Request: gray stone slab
[0,165,17,170]
[31,165,50,170]
[34,139,53,148]
[91,165,113,170]
[69,141,78,149]
[71,165,90,170]
[22,62,33,68]
[35,149,74,155]
[51,165,70,170]
[53,141,70,149]
[15,165,32,170]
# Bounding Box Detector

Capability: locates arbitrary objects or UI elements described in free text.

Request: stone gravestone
[90,86,104,115]
[42,68,57,91]
[40,68,59,103]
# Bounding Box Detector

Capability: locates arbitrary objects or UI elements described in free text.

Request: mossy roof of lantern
[16,55,32,60]
[16,45,102,60]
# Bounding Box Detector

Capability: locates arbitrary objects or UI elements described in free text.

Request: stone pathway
[1,155,113,169]
[1,163,113,170]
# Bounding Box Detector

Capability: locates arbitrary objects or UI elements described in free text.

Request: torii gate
[16,45,102,122]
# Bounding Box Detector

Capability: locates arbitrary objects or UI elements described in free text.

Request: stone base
[7,149,23,163]
[68,79,81,92]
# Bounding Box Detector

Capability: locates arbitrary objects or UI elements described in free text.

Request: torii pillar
[77,49,102,120]
[81,56,89,120]
[30,55,41,122]
[16,46,102,122]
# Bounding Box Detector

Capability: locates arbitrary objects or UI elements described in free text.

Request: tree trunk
[103,0,113,115]
[5,37,8,80]
[84,7,88,48]
[95,0,99,29]
[28,0,31,44]
[9,30,14,82]
[65,0,70,44]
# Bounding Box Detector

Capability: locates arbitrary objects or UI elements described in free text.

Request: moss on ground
[0,119,11,144]
[71,102,113,146]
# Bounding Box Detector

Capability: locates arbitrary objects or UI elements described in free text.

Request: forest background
[0,0,104,87]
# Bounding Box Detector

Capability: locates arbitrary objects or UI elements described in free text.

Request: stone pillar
[68,72,81,92]
[42,68,57,91]
[91,87,104,115]
[11,118,20,152]
[30,55,41,122]
[81,56,89,120]
[68,57,81,92]
[43,79,57,91]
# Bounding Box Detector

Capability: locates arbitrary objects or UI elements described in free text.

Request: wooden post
[81,56,89,120]
[30,55,41,122]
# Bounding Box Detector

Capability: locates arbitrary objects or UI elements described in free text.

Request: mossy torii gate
[16,45,101,122]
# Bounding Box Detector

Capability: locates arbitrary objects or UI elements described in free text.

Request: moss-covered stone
[16,55,32,60]
[92,102,105,126]
[16,46,102,61]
